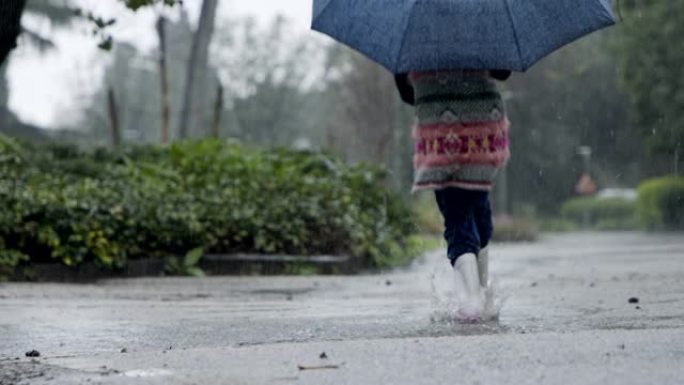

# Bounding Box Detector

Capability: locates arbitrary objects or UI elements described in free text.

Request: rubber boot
[477,247,489,288]
[453,253,484,319]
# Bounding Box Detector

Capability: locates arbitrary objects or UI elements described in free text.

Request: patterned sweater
[410,70,510,192]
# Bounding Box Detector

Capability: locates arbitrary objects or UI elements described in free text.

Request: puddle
[121,368,174,377]
[248,288,315,296]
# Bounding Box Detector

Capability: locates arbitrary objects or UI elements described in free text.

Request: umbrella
[312,0,615,73]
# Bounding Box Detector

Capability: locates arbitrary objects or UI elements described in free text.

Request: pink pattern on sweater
[413,118,510,169]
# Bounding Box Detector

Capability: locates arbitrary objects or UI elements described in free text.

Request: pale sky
[8,0,315,129]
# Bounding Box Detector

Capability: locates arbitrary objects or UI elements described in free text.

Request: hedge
[560,196,637,230]
[0,136,417,279]
[637,176,684,230]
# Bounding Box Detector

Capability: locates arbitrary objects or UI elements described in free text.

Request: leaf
[97,36,113,51]
[186,267,205,277]
[183,247,204,267]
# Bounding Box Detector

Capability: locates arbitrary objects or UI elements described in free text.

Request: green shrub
[560,196,637,230]
[637,176,684,230]
[537,218,578,233]
[0,136,417,279]
[412,191,443,235]
[0,248,28,281]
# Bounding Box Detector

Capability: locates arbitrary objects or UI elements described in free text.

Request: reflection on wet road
[3,233,684,355]
[2,233,684,384]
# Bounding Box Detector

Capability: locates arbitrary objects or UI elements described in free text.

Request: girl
[396,69,511,320]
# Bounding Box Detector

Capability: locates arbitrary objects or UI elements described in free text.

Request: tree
[78,12,221,146]
[324,48,398,166]
[1,0,77,140]
[502,30,639,214]
[178,0,219,139]
[618,0,684,169]
[79,43,140,147]
[215,16,328,147]
[24,0,77,45]
[0,0,178,66]
[156,16,170,144]
[0,0,177,141]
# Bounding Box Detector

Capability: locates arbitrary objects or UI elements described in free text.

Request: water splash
[429,266,507,324]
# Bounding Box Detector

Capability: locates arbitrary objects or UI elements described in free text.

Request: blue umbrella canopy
[312,0,615,73]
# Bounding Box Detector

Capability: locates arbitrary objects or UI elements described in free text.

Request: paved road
[2,232,684,384]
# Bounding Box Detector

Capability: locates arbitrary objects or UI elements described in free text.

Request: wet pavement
[2,232,684,384]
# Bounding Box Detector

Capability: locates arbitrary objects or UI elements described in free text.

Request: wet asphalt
[1,232,684,384]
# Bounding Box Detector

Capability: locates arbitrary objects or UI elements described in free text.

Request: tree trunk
[675,144,680,176]
[212,83,223,138]
[1,63,11,127]
[107,86,121,149]
[178,0,219,139]
[0,0,27,66]
[156,16,170,144]
[331,54,397,166]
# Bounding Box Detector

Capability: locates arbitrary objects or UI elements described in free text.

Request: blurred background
[1,0,683,278]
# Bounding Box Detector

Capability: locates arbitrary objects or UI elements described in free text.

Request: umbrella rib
[502,0,524,70]
[312,0,333,21]
[394,0,416,73]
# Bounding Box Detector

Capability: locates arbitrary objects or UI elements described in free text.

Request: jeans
[435,187,493,266]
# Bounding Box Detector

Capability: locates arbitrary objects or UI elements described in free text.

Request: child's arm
[489,70,512,81]
[394,73,415,106]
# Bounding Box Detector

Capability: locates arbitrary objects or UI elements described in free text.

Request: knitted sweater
[410,70,510,192]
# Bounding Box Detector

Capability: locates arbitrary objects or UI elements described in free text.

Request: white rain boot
[478,247,489,288]
[453,253,485,320]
